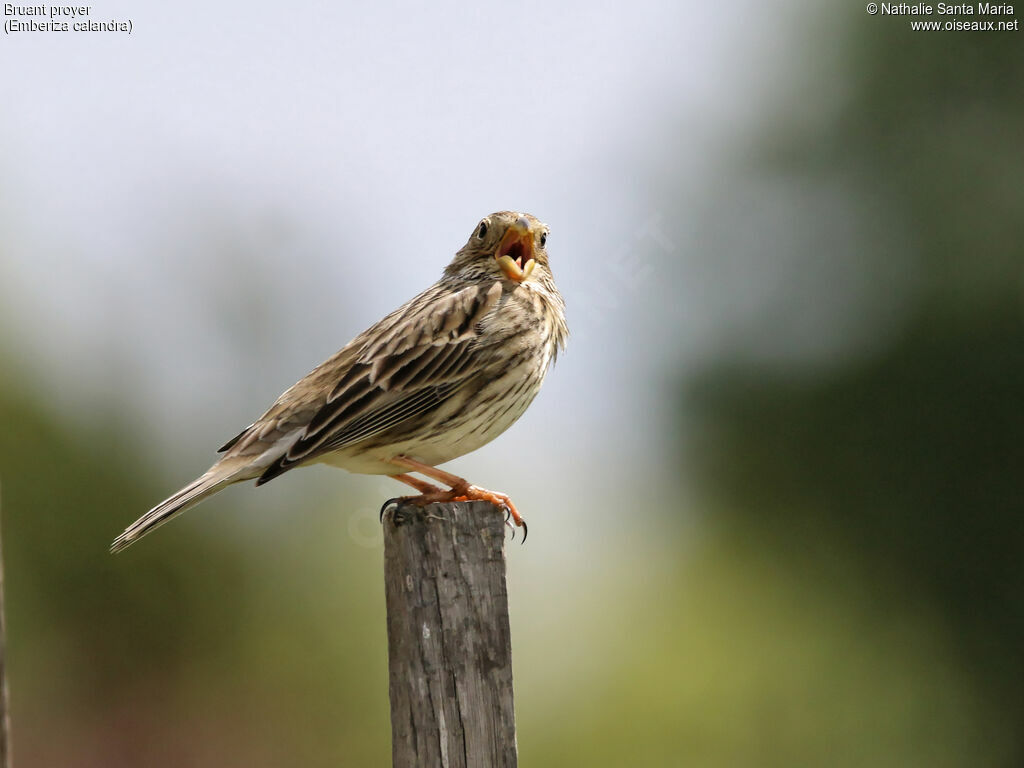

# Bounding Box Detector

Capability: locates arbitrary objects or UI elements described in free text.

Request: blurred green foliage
[521,531,1005,767]
[0,376,390,766]
[681,11,1024,768]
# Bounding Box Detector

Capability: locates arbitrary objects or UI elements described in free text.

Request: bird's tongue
[505,242,525,269]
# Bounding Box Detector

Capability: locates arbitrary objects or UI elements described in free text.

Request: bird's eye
[540,231,548,247]
[477,221,488,239]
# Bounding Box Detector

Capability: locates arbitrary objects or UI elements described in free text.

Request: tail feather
[110,464,244,553]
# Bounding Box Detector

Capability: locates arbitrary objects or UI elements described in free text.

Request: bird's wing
[242,279,503,484]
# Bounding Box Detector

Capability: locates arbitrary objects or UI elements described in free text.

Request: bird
[111,211,568,553]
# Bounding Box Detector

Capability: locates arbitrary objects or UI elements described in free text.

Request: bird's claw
[379,497,403,522]
[499,505,527,544]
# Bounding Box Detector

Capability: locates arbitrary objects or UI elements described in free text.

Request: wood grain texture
[383,500,517,768]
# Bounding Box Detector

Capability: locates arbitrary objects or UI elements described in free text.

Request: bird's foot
[379,493,452,523]
[449,484,527,542]
[381,472,446,521]
[385,458,527,541]
[379,485,527,541]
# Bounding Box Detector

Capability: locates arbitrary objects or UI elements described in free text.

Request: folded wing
[252,280,503,484]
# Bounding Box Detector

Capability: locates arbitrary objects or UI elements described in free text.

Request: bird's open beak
[495,217,537,283]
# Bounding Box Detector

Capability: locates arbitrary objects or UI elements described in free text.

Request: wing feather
[321,383,458,451]
[252,280,502,484]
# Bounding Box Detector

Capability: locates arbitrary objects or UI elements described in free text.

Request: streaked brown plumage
[111,211,567,552]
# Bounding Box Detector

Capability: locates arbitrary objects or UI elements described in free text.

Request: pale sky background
[0,1,832,565]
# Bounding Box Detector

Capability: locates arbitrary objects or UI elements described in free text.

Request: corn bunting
[111,211,567,552]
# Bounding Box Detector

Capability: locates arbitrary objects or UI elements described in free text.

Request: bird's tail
[110,461,249,553]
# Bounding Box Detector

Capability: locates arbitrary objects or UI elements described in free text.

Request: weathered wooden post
[382,500,517,768]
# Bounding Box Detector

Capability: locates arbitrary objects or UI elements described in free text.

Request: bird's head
[446,211,552,284]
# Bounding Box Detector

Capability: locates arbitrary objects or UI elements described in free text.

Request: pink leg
[390,473,444,494]
[386,455,526,530]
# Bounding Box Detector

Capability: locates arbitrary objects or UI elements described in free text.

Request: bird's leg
[386,455,527,536]
[388,456,468,489]
[391,473,444,494]
[379,473,448,521]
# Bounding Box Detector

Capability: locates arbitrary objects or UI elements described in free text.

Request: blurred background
[1,1,1022,765]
